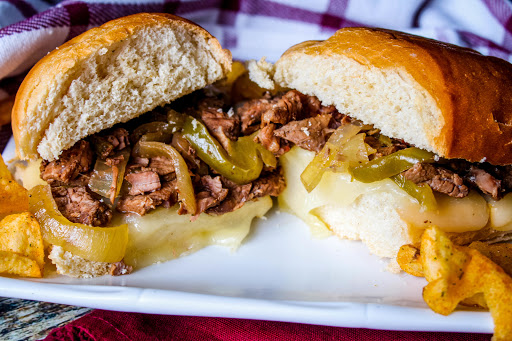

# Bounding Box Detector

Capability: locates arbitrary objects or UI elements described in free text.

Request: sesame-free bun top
[273,27,512,165]
[13,13,231,161]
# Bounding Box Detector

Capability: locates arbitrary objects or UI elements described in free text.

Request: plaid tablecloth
[1,1,509,339]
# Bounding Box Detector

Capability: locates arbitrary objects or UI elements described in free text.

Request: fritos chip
[0,212,45,267]
[417,226,512,341]
[0,154,29,217]
[397,244,423,277]
[0,153,13,179]
[0,212,44,277]
[0,250,41,278]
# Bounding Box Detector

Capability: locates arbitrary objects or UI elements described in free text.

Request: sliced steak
[149,156,175,176]
[208,178,253,215]
[261,90,306,125]
[249,170,286,199]
[116,195,156,216]
[236,93,272,134]
[90,128,130,159]
[194,175,229,217]
[41,140,93,184]
[199,108,240,149]
[466,166,501,199]
[125,171,161,195]
[403,163,469,198]
[52,186,112,226]
[148,181,178,207]
[257,123,283,154]
[106,128,130,151]
[365,135,409,159]
[274,114,333,152]
[128,157,150,169]
[172,134,203,170]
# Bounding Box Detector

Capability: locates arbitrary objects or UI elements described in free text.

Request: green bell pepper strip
[181,116,276,184]
[131,121,178,144]
[349,147,435,183]
[391,173,437,211]
[133,141,197,215]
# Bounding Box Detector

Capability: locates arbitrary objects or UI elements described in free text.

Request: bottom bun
[279,146,512,260]
[49,245,111,278]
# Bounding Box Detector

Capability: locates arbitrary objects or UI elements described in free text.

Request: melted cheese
[488,193,512,231]
[15,159,46,190]
[20,159,273,268]
[111,197,272,268]
[279,146,497,235]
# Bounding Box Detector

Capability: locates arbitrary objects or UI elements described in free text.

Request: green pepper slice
[131,121,178,144]
[133,141,197,215]
[181,115,276,184]
[349,147,435,183]
[391,174,437,211]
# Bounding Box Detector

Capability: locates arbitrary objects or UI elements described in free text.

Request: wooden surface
[0,297,92,340]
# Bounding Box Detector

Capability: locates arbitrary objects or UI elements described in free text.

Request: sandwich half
[12,13,278,277]
[246,27,512,261]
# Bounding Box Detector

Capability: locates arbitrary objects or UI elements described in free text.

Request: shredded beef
[274,114,333,152]
[364,135,409,159]
[149,156,175,176]
[109,260,133,276]
[128,157,149,169]
[148,181,178,207]
[171,134,204,170]
[125,171,161,195]
[52,186,112,226]
[117,195,156,216]
[41,141,93,184]
[467,166,502,199]
[249,170,286,199]
[261,90,306,125]
[194,175,229,217]
[90,128,130,159]
[258,123,287,154]
[208,170,285,215]
[236,93,272,134]
[403,163,469,198]
[198,107,240,149]
[106,128,130,151]
[117,181,178,216]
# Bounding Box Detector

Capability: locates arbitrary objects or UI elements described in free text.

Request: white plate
[0,137,493,334]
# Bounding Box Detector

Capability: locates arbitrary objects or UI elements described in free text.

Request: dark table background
[0,297,91,340]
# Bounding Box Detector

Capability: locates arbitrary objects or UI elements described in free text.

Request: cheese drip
[279,146,509,236]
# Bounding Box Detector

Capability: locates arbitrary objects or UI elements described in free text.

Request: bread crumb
[385,259,402,273]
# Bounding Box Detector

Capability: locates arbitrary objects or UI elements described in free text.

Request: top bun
[272,27,512,165]
[13,13,232,161]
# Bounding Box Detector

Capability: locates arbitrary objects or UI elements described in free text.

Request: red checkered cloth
[43,310,492,341]
[0,1,508,339]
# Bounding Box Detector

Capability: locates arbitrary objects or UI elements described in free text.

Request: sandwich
[12,13,282,277]
[14,13,512,278]
[244,27,512,264]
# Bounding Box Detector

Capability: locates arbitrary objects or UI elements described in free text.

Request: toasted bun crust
[13,13,231,161]
[273,27,512,165]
